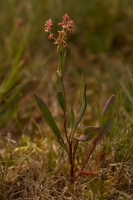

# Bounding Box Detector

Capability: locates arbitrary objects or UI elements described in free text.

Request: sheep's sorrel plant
[34,14,115,185]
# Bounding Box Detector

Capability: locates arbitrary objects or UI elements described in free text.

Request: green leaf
[101,94,115,127]
[75,126,101,142]
[71,108,75,129]
[70,84,87,140]
[102,118,114,138]
[93,118,114,144]
[35,94,68,151]
[74,84,87,129]
[57,91,66,114]
[93,94,115,144]
[34,94,61,138]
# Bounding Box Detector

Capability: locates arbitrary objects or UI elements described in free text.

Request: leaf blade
[74,84,87,129]
[93,94,115,144]
[71,108,75,129]
[34,94,61,138]
[75,126,101,142]
[93,118,114,144]
[57,91,66,114]
[101,94,115,127]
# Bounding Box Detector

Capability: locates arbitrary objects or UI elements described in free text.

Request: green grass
[0,0,133,199]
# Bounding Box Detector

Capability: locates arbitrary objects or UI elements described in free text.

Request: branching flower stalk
[35,14,115,185]
[44,14,75,183]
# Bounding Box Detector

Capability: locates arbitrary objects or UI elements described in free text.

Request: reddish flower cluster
[58,14,74,34]
[44,14,74,48]
[44,19,53,32]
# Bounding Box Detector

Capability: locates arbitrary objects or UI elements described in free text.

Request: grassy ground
[0,0,133,199]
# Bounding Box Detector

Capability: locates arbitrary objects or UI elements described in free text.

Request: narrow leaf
[75,126,101,142]
[93,94,115,144]
[71,108,75,129]
[102,94,115,117]
[93,118,114,144]
[74,84,87,129]
[34,94,61,138]
[101,94,115,127]
[84,126,101,135]
[57,91,66,114]
[102,118,114,138]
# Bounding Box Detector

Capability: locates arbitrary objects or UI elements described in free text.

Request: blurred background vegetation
[0,0,133,136]
[1,1,133,199]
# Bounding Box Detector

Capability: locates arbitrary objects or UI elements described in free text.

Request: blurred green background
[0,0,133,136]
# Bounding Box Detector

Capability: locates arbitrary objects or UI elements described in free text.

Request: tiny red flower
[58,14,74,33]
[48,33,56,39]
[44,19,53,32]
[62,41,67,47]
[58,30,67,40]
[63,13,69,21]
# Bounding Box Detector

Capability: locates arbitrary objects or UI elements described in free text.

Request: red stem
[81,143,96,171]
[71,142,97,184]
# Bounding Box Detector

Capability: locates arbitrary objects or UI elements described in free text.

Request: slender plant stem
[69,142,74,184]
[60,75,69,144]
[73,140,79,166]
[58,51,74,183]
[60,76,66,108]
[70,126,76,142]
